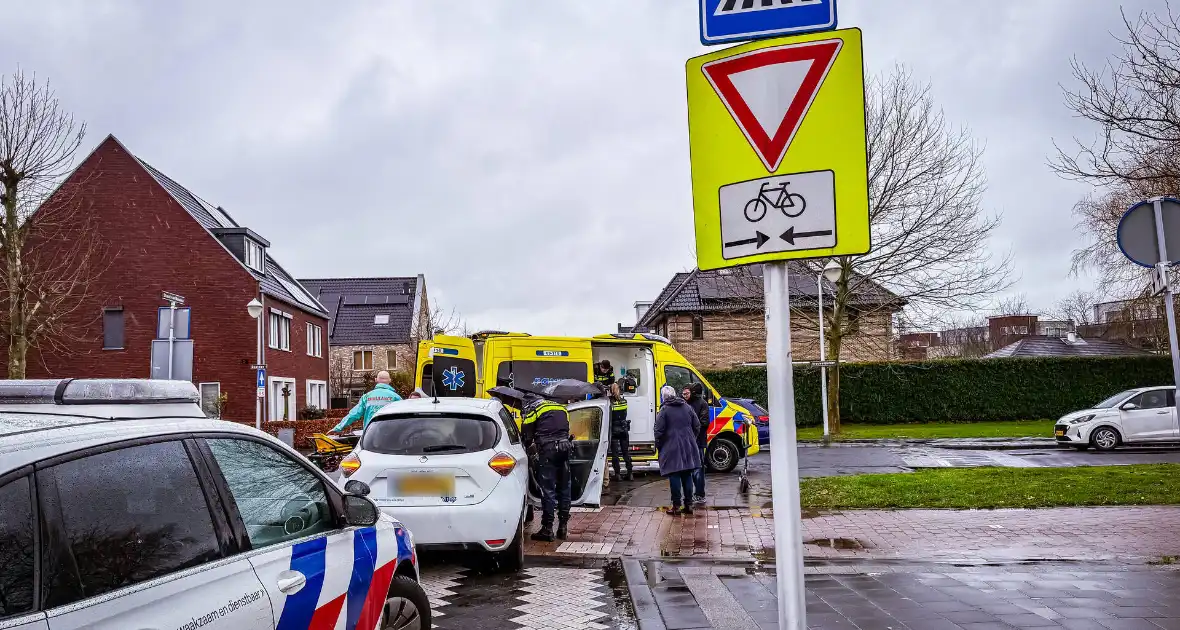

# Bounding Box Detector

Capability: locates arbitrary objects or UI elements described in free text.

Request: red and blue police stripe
[274,525,410,630]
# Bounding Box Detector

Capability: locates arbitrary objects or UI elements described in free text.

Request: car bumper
[373,499,524,551]
[1054,424,1083,443]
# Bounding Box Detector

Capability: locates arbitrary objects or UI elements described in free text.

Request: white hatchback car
[1054,386,1179,450]
[338,397,531,571]
[0,378,429,630]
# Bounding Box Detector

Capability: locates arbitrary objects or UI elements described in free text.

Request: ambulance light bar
[0,379,201,405]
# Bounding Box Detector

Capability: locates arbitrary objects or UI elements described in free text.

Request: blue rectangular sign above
[699,0,837,46]
[256,368,266,388]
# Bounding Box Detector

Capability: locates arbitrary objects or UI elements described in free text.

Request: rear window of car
[362,413,500,455]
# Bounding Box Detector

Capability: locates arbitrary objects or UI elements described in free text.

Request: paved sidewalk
[627,560,1180,630]
[525,506,1180,563]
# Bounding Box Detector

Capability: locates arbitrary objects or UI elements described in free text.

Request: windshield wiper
[422,444,469,453]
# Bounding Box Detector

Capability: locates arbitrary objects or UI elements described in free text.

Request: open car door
[527,398,612,508]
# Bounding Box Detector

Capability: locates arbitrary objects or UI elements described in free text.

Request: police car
[0,378,429,630]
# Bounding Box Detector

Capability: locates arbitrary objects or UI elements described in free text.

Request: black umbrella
[517,379,605,403]
[488,386,530,409]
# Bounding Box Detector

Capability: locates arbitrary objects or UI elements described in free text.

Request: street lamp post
[819,260,843,444]
[247,298,264,430]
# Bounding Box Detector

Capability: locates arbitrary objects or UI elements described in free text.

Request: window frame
[306,379,328,410]
[691,316,704,340]
[244,239,265,272]
[198,382,221,418]
[269,309,292,352]
[386,348,396,369]
[306,323,323,357]
[102,307,124,350]
[353,350,373,371]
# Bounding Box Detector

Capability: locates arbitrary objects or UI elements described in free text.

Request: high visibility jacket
[521,399,570,448]
[332,383,402,433]
[611,397,628,413]
[594,371,615,388]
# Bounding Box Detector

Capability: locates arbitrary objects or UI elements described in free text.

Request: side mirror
[343,495,380,527]
[1121,402,1140,411]
[344,479,371,496]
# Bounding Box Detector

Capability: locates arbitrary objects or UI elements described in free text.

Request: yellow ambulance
[415,331,759,478]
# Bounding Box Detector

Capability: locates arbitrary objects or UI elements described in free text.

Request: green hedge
[704,356,1174,426]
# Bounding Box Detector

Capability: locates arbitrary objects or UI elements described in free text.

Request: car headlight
[1069,414,1095,425]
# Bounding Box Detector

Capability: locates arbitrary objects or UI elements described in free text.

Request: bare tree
[0,70,108,378]
[1054,5,1180,296]
[814,66,1012,432]
[993,293,1031,316]
[1052,289,1101,326]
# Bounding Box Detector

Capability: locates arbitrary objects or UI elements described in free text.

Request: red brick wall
[15,136,327,422]
[263,294,331,417]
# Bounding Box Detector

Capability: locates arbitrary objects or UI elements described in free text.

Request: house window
[269,377,296,421]
[102,307,124,350]
[374,314,390,325]
[691,316,704,340]
[199,382,221,418]
[306,380,327,410]
[244,240,265,272]
[353,350,373,371]
[268,310,291,351]
[306,323,322,357]
[386,349,396,369]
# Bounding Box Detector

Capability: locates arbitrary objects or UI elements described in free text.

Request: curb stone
[623,558,666,630]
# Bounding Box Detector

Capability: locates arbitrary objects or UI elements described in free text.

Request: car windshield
[361,413,499,455]
[1093,390,1140,409]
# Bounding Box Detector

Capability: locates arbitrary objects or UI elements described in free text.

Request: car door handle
[276,570,306,595]
[1158,411,1171,415]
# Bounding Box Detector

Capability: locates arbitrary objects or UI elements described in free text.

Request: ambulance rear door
[418,336,478,397]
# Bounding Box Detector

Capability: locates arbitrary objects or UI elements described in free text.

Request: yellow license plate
[393,474,455,497]
[1055,430,1065,437]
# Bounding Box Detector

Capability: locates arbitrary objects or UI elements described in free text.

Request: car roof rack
[0,379,201,406]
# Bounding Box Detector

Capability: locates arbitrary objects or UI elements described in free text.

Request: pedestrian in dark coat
[685,383,710,503]
[655,385,702,515]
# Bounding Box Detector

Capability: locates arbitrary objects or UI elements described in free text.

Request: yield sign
[702,39,842,172]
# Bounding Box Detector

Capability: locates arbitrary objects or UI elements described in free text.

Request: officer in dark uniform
[521,392,573,542]
[594,360,615,389]
[608,380,634,481]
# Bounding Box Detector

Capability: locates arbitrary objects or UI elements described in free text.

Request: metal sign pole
[764,262,806,630]
[817,273,829,443]
[1152,199,1180,392]
[167,300,177,380]
[256,312,264,429]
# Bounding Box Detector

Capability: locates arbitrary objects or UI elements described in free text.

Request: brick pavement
[524,506,1180,563]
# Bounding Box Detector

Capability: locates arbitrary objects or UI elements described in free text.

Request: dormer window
[245,240,264,272]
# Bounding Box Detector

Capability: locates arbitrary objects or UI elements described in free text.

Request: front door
[1120,389,1177,441]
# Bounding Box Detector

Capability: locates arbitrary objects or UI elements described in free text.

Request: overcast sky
[0,1,1163,335]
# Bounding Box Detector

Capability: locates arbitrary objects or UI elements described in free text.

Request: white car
[1054,386,1178,451]
[337,396,613,572]
[0,378,428,630]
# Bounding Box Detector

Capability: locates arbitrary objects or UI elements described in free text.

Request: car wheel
[492,514,526,573]
[380,574,431,630]
[1091,427,1120,451]
[706,438,740,473]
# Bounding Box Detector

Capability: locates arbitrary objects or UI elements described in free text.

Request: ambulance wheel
[706,437,740,473]
[380,574,431,630]
[492,515,526,573]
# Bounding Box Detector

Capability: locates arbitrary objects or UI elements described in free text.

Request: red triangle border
[702,39,843,172]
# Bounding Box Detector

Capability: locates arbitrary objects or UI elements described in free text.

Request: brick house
[15,135,330,422]
[636,263,904,370]
[298,277,430,406]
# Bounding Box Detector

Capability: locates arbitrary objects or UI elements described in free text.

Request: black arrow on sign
[724,231,770,249]
[780,227,834,245]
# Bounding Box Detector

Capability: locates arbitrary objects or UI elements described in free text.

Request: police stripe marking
[714,0,822,16]
[357,561,398,630]
[345,527,378,630]
[275,537,328,630]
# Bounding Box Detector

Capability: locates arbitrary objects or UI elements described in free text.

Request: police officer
[594,360,615,389]
[608,381,634,481]
[521,392,573,542]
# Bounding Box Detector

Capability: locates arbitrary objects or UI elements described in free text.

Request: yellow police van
[415,331,760,474]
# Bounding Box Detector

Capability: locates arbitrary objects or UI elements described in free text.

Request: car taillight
[488,452,517,477]
[758,415,769,423]
[340,453,361,477]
